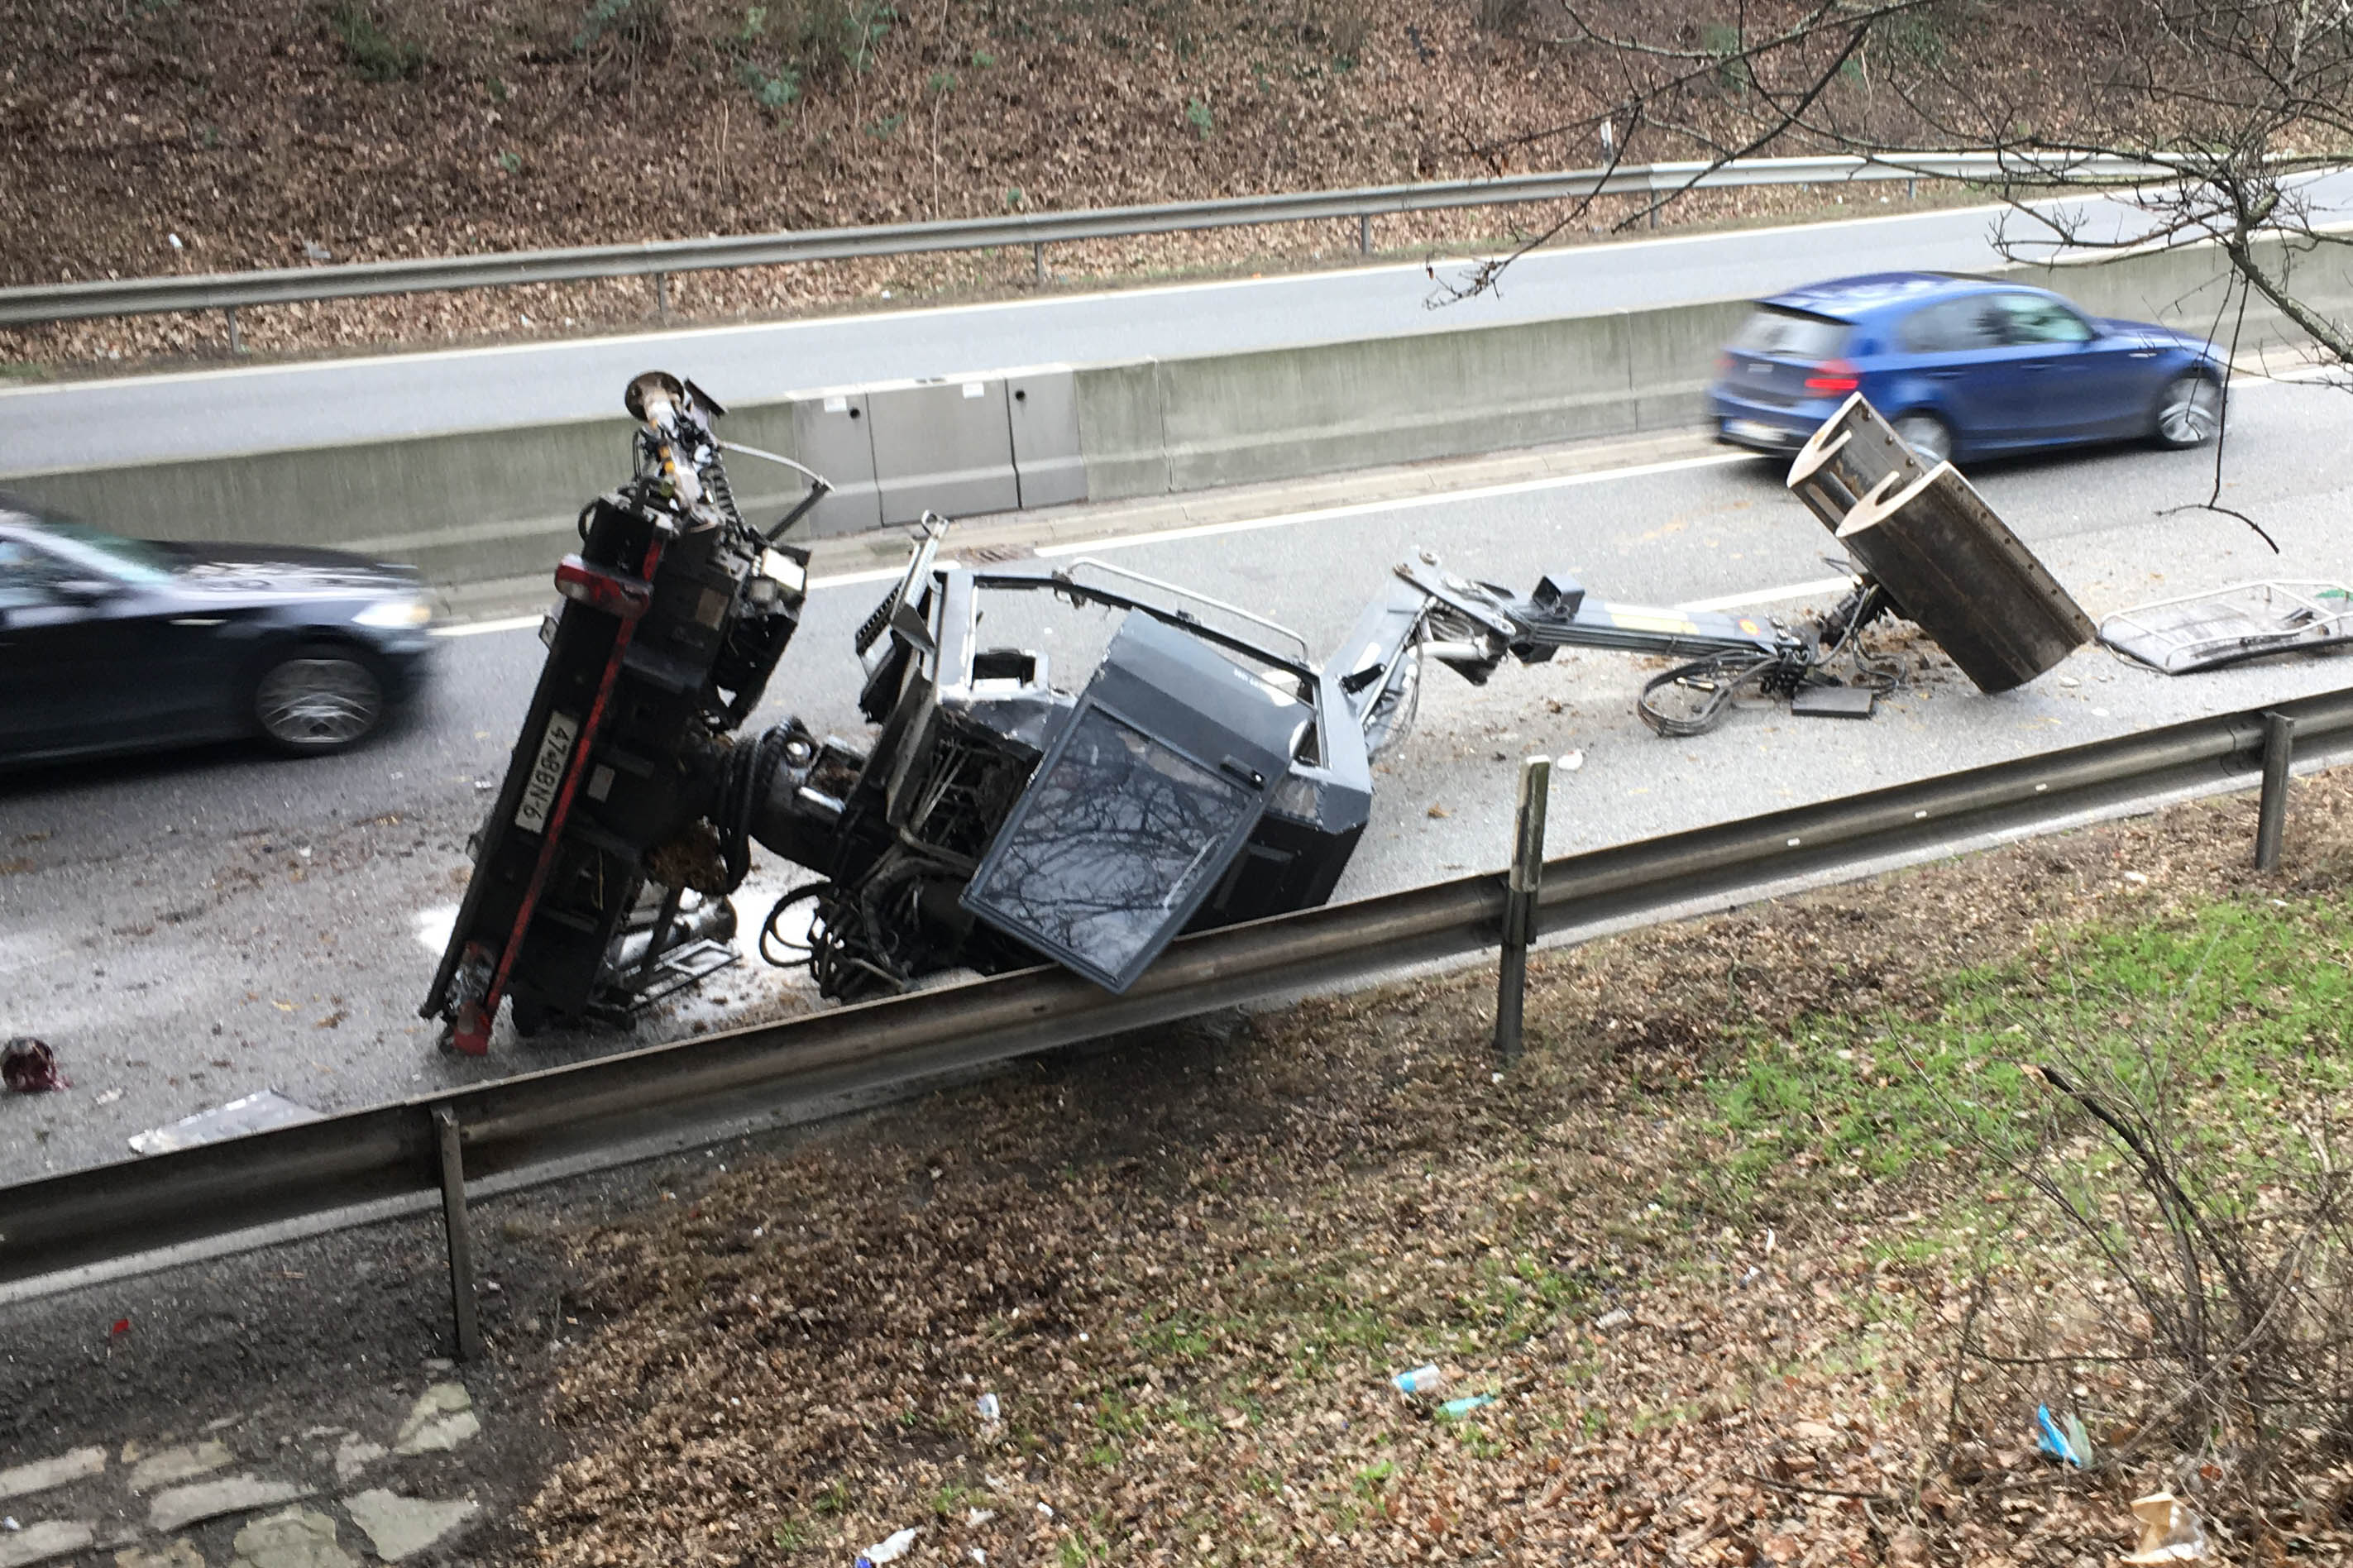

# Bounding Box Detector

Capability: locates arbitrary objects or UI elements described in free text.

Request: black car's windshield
[19,514,177,585]
[1729,308,1850,361]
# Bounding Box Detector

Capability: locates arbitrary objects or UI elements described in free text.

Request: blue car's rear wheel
[2154,373,2222,449]
[1892,412,1953,466]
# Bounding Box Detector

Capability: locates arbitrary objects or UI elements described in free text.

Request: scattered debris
[855,1526,920,1566]
[1594,1307,1633,1331]
[1437,1394,1495,1418]
[2099,581,2353,674]
[340,1491,479,1562]
[331,1438,385,1484]
[1389,1364,1445,1395]
[128,1442,233,1493]
[390,1384,478,1456]
[973,1392,1000,1425]
[116,1540,206,1568]
[2,1039,66,1094]
[229,1507,356,1568]
[0,1449,105,1503]
[148,1475,310,1534]
[2124,1491,2207,1564]
[127,1092,321,1156]
[2033,1404,2086,1466]
[0,1519,94,1568]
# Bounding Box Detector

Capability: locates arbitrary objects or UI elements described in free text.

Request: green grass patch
[1695,896,2353,1212]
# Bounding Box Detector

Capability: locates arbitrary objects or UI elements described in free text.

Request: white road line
[1679,575,1857,613]
[435,613,543,638]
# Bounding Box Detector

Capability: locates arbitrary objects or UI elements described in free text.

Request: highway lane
[2,379,2350,1184]
[9,174,2351,476]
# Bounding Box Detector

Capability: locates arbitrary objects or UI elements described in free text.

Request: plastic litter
[2033,1404,2087,1467]
[1595,1308,1633,1331]
[855,1527,919,1567]
[975,1392,1001,1423]
[2123,1491,2206,1564]
[1391,1364,1446,1395]
[2,1037,67,1093]
[1438,1394,1496,1418]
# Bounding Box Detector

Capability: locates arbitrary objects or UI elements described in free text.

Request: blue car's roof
[1758,271,1999,322]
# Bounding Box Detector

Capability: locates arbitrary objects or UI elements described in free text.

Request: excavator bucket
[1787,394,2093,694]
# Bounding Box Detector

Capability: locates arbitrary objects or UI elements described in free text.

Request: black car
[0,500,434,767]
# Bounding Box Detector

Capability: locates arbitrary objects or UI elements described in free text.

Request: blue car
[1707,271,2227,465]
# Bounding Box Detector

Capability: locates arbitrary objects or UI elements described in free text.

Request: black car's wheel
[253,644,385,754]
[2153,372,2223,449]
[1892,411,1954,466]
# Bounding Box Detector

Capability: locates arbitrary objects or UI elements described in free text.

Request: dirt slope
[0,0,1951,365]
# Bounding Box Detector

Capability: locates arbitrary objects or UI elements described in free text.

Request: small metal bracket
[1494,755,1552,1065]
[433,1106,485,1362]
[2256,710,2294,871]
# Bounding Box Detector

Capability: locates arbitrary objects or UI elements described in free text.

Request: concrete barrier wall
[7,235,2346,585]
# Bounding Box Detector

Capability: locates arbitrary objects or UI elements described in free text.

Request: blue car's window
[1897,298,2007,353]
[1729,308,1848,361]
[1991,293,2095,345]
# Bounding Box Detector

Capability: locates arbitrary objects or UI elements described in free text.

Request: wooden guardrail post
[2255,710,2294,871]
[433,1107,485,1362]
[1494,755,1551,1065]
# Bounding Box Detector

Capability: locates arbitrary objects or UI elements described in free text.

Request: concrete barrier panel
[867,375,1019,523]
[772,391,881,540]
[1152,312,1640,493]
[1074,359,1171,502]
[1007,366,1087,510]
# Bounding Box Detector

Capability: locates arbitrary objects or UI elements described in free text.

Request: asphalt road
[3,376,2350,1186]
[8,174,2352,476]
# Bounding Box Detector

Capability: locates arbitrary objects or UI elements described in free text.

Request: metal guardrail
[0,152,2165,332]
[0,681,2335,1325]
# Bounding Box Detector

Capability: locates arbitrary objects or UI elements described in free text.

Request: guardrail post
[653,270,669,318]
[2255,710,2294,871]
[1494,754,1551,1065]
[1906,177,1918,199]
[1032,242,1046,284]
[433,1107,485,1362]
[224,307,241,356]
[1359,213,1372,255]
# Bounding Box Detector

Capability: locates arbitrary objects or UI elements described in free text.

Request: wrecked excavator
[423,378,2091,1049]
